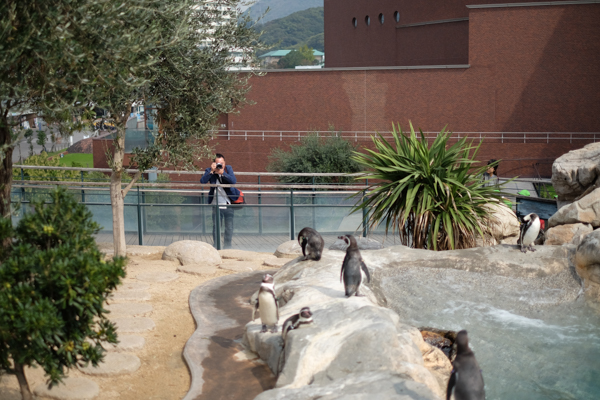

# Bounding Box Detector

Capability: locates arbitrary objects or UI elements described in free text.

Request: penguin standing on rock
[518,213,541,253]
[446,330,485,400]
[252,274,279,333]
[277,307,314,376]
[281,307,313,341]
[339,234,371,297]
[298,227,324,261]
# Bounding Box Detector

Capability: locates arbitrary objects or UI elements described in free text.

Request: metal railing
[11,166,557,250]
[215,129,600,143]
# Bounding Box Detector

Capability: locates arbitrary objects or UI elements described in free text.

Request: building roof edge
[467,0,600,9]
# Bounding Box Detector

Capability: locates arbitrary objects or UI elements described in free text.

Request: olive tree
[0,0,160,242]
[90,0,264,256]
[1,0,264,256]
[0,188,126,400]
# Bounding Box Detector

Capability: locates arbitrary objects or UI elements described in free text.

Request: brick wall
[93,3,600,180]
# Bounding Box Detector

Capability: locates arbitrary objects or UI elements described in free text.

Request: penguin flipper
[271,291,279,321]
[360,260,371,283]
[446,369,456,400]
[252,298,259,321]
[301,237,307,258]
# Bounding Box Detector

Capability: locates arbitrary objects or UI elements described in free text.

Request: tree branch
[121,170,142,198]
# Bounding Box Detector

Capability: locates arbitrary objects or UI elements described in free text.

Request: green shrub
[13,152,79,181]
[352,123,506,250]
[0,188,126,397]
[266,132,361,186]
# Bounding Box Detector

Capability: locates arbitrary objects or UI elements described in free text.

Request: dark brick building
[95,1,600,179]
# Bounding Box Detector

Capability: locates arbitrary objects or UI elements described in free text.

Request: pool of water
[380,267,600,400]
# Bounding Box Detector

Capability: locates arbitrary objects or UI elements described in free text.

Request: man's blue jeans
[212,207,234,249]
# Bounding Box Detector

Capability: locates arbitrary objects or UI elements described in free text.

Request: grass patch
[54,153,94,167]
[535,183,557,199]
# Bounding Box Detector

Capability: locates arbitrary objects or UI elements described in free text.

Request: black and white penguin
[297,227,325,261]
[277,307,314,376]
[519,213,541,253]
[281,307,313,342]
[252,274,279,333]
[446,330,485,400]
[339,234,371,297]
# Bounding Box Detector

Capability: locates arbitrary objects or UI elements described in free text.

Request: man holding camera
[200,153,241,249]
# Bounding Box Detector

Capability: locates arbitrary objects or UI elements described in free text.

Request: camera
[216,163,223,170]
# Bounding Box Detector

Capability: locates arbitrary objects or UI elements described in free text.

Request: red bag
[231,190,245,204]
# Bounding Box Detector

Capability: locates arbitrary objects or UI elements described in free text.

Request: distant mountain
[248,0,323,24]
[258,7,324,52]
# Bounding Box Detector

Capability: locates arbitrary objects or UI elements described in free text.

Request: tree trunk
[14,362,33,400]
[111,130,127,257]
[0,122,14,249]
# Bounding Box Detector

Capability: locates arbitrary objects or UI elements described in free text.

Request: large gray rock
[244,251,445,399]
[548,188,600,228]
[575,229,600,302]
[545,223,593,246]
[329,236,384,251]
[484,203,521,243]
[552,143,600,207]
[274,240,302,258]
[219,249,277,262]
[254,371,439,400]
[365,244,571,278]
[162,240,222,266]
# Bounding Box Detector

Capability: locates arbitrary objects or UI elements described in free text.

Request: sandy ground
[0,251,274,400]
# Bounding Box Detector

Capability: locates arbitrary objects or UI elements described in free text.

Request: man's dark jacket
[200,165,241,204]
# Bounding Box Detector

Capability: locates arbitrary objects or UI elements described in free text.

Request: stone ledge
[244,251,443,400]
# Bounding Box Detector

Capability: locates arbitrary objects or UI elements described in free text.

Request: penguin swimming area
[380,265,600,400]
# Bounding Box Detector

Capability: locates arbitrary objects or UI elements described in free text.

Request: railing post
[80,171,85,203]
[201,192,206,234]
[214,188,221,250]
[290,188,295,240]
[142,189,146,236]
[258,176,263,234]
[137,185,143,245]
[20,167,25,209]
[362,180,369,237]
[311,176,316,230]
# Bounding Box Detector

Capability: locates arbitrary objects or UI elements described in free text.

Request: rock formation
[551,143,600,208]
[575,229,600,302]
[162,240,222,266]
[544,223,593,246]
[244,252,444,400]
[484,203,521,244]
[548,187,600,228]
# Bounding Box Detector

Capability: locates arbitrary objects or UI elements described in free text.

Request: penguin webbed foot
[529,245,536,252]
[520,247,527,253]
[260,324,268,333]
[270,325,278,333]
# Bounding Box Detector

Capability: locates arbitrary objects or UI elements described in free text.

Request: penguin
[297,227,325,261]
[339,234,371,297]
[277,307,314,375]
[281,307,313,342]
[446,330,485,400]
[252,274,279,333]
[518,213,541,253]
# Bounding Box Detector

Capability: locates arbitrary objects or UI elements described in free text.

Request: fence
[11,166,556,251]
[216,129,600,144]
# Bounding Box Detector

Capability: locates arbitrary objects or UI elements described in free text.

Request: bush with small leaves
[0,188,126,400]
[267,132,361,186]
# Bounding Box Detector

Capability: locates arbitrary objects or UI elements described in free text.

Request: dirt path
[0,249,279,400]
[194,272,277,400]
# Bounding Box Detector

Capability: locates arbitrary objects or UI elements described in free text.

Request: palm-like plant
[352,122,506,250]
